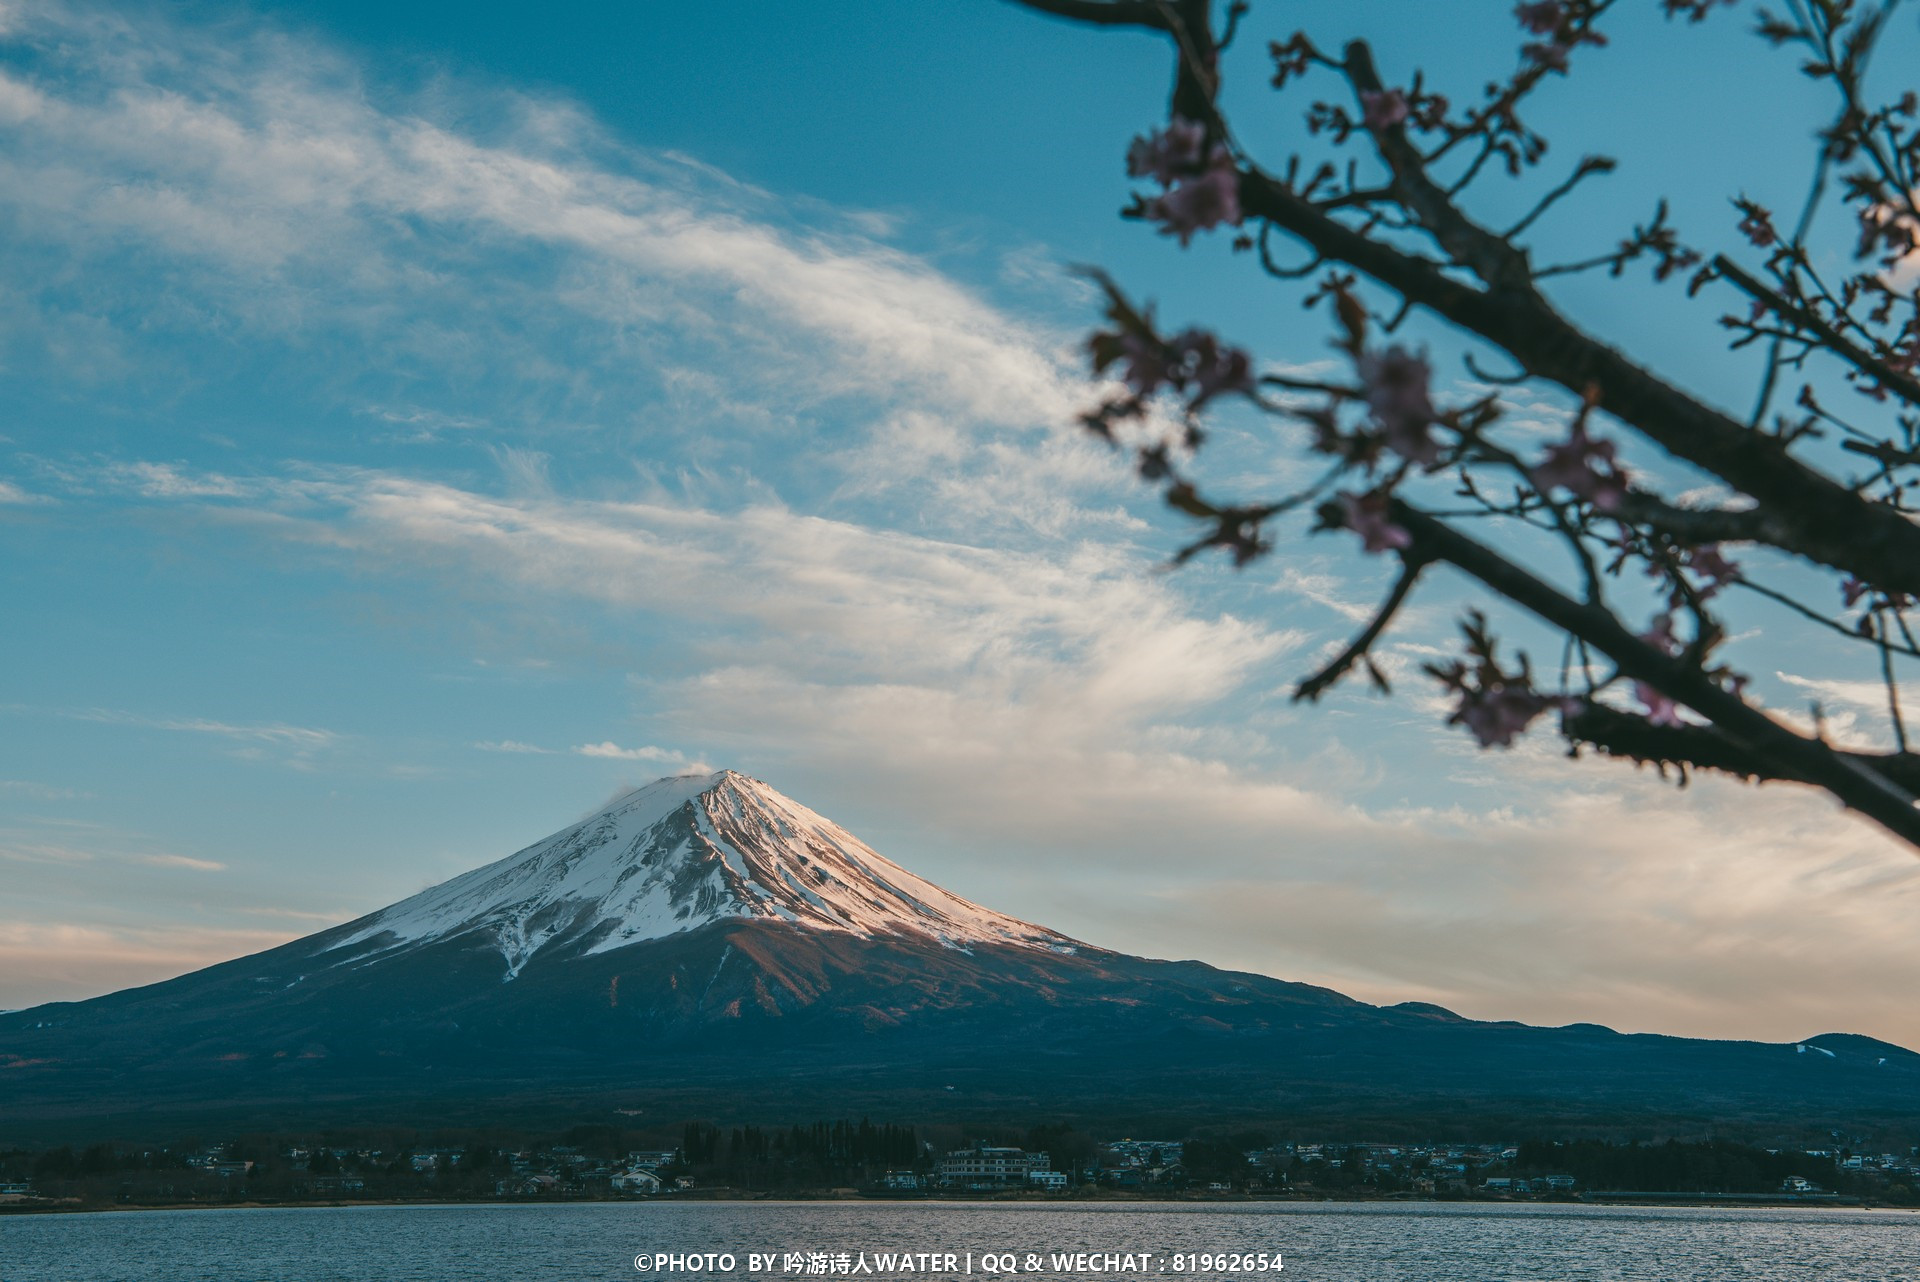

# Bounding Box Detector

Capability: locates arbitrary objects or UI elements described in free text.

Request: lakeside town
[6,1123,1919,1212]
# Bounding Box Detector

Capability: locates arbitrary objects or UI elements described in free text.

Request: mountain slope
[1,771,1916,1138]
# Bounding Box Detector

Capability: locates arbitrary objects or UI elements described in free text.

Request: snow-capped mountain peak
[320,770,1074,979]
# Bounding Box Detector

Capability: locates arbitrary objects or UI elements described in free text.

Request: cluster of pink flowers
[1531,422,1628,510]
[1126,117,1205,184]
[1427,621,1576,748]
[1127,118,1243,245]
[1683,543,1740,598]
[1112,326,1254,409]
[1632,615,1686,726]
[1336,490,1411,554]
[1451,684,1575,749]
[1515,1,1563,33]
[1356,345,1440,464]
[1734,197,1778,248]
[1841,576,1915,610]
[1514,0,1606,70]
[1358,89,1409,131]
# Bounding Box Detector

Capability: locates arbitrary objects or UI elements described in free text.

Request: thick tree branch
[1609,493,1776,545]
[1343,42,1538,291]
[1388,499,1920,848]
[1565,700,1920,794]
[1007,0,1170,29]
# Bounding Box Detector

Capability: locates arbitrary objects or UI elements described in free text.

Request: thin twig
[1294,556,1429,702]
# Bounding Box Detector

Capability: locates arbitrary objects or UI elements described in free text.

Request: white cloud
[474,739,555,755]
[0,0,1107,533]
[1771,671,1892,749]
[1089,771,1920,1045]
[101,460,248,499]
[1775,670,1894,717]
[573,741,679,762]
[160,465,1301,735]
[71,708,338,751]
[137,853,225,872]
[0,479,51,504]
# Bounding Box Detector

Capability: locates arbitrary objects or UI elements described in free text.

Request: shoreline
[3,1190,1902,1217]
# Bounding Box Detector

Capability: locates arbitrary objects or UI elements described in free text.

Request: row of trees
[1514,1137,1910,1197]
[678,1119,921,1186]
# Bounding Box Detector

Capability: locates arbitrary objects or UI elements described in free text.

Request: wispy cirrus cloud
[0,780,89,801]
[136,853,225,872]
[69,708,338,751]
[1,830,221,874]
[84,462,1299,746]
[0,704,341,771]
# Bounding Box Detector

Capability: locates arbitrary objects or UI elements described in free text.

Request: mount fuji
[327,770,1078,976]
[2,770,1916,1138]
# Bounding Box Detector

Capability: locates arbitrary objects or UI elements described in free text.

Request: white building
[936,1147,1051,1190]
[612,1168,664,1194]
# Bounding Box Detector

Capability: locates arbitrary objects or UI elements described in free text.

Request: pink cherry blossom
[1523,40,1572,70]
[1357,346,1439,464]
[1359,89,1409,131]
[1103,325,1254,409]
[1126,117,1207,185]
[1173,329,1255,406]
[1737,203,1777,248]
[1146,152,1243,245]
[1337,491,1412,554]
[1686,544,1740,598]
[1634,682,1685,727]
[1639,611,1678,654]
[1454,686,1566,748]
[1116,331,1176,396]
[1531,422,1628,510]
[1515,1,1563,34]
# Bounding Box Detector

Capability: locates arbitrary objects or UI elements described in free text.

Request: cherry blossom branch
[1387,499,1920,847]
[1607,493,1779,546]
[1842,438,1920,470]
[1730,578,1920,666]
[1013,0,1920,851]
[1564,700,1920,793]
[1712,254,1920,409]
[1503,154,1616,239]
[1340,41,1540,290]
[1232,164,1920,597]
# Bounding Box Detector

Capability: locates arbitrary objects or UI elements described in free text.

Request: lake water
[3,1200,1917,1282]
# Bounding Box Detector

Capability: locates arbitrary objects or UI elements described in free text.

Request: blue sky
[3,0,1917,1046]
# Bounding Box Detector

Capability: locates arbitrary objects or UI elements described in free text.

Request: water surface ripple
[4,1200,1916,1281]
